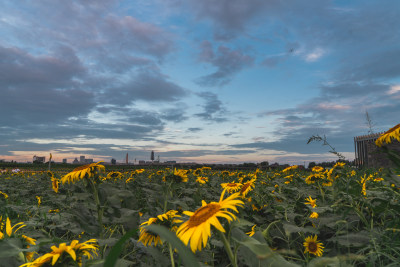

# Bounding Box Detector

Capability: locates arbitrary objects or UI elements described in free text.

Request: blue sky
[1,0,399,164]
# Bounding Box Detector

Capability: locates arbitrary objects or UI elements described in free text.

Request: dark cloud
[0,45,95,125]
[337,49,400,82]
[195,92,228,122]
[255,80,400,156]
[196,41,254,87]
[223,132,241,138]
[160,107,188,123]
[187,128,202,132]
[159,149,256,158]
[1,1,175,63]
[100,70,188,105]
[103,15,174,59]
[232,126,356,155]
[171,0,280,40]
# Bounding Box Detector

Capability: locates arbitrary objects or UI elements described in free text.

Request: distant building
[164,161,176,164]
[85,159,94,164]
[151,151,155,161]
[33,155,46,163]
[111,158,116,165]
[138,160,146,165]
[72,158,79,164]
[62,159,67,164]
[80,156,86,163]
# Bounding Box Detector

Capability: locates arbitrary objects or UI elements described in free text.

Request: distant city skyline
[1,1,399,165]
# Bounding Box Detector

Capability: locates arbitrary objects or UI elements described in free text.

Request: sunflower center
[240,183,250,194]
[73,164,91,171]
[188,203,220,227]
[308,242,318,252]
[385,123,400,134]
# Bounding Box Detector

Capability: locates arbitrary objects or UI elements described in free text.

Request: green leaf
[282,223,318,236]
[103,228,138,267]
[329,231,370,247]
[231,228,299,267]
[308,254,365,267]
[0,238,24,258]
[145,224,201,267]
[144,246,170,266]
[230,217,255,229]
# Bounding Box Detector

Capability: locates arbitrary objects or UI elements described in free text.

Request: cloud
[195,92,228,122]
[337,49,400,82]
[187,128,202,132]
[100,70,188,106]
[0,45,95,125]
[304,48,326,62]
[387,85,400,95]
[255,80,400,157]
[196,41,254,86]
[170,0,280,40]
[1,0,176,79]
[103,15,175,60]
[159,107,188,123]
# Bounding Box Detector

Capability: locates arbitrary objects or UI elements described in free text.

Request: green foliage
[0,164,400,266]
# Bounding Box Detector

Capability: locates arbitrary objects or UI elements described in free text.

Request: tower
[151,151,155,161]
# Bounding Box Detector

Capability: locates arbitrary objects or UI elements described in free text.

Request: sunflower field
[1,159,400,267]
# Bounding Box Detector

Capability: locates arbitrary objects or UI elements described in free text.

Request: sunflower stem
[89,178,103,238]
[218,230,237,267]
[317,183,325,203]
[163,183,172,213]
[168,243,175,267]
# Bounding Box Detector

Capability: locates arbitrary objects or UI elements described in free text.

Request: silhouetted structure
[354,132,400,168]
[33,155,45,163]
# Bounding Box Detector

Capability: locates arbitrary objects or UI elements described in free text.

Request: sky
[1,0,400,165]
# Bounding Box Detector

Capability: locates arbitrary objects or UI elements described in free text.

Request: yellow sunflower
[176,189,244,252]
[305,173,324,184]
[106,171,123,180]
[333,162,346,168]
[304,235,324,257]
[246,225,256,237]
[375,123,400,147]
[196,176,208,184]
[305,196,317,208]
[22,234,37,261]
[134,168,145,174]
[221,181,242,193]
[172,168,189,182]
[0,217,25,239]
[61,161,105,184]
[0,190,8,199]
[312,166,324,172]
[309,212,319,219]
[322,181,332,187]
[20,239,98,267]
[51,176,59,193]
[138,210,182,247]
[282,165,298,173]
[239,179,255,197]
[36,196,41,207]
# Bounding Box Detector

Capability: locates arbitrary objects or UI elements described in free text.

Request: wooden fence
[354,132,383,168]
